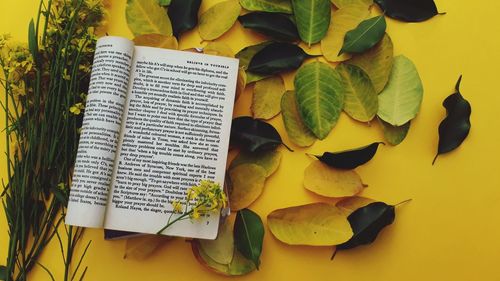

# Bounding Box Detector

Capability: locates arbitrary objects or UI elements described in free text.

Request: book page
[103,46,239,239]
[66,37,134,228]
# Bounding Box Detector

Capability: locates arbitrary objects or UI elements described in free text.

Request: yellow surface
[1,0,500,280]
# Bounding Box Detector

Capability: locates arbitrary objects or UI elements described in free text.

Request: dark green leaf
[374,0,440,22]
[28,19,38,60]
[248,42,314,75]
[50,187,68,205]
[0,265,7,280]
[167,0,201,38]
[230,116,291,152]
[238,12,299,42]
[313,142,383,169]
[334,202,395,256]
[340,15,386,55]
[234,209,265,269]
[236,41,272,70]
[433,76,471,165]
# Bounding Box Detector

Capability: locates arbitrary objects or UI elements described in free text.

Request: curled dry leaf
[133,34,178,49]
[347,33,394,93]
[167,0,201,38]
[374,0,440,22]
[124,235,172,260]
[292,0,331,46]
[303,161,365,197]
[337,63,378,122]
[312,142,383,169]
[229,164,267,211]
[321,4,370,62]
[281,90,316,147]
[126,0,173,36]
[433,76,471,164]
[199,0,242,41]
[267,203,353,246]
[252,76,286,120]
[340,15,386,55]
[295,61,345,140]
[377,55,424,126]
[378,118,410,146]
[238,12,299,42]
[203,42,235,57]
[239,0,293,14]
[230,150,282,177]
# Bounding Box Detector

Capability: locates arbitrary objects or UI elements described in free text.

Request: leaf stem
[394,199,412,207]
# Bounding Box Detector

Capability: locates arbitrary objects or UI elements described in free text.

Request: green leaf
[0,265,7,280]
[126,0,173,36]
[433,76,471,164]
[347,33,394,93]
[239,0,293,14]
[280,90,317,147]
[236,42,272,83]
[230,116,290,152]
[377,55,424,126]
[248,42,314,75]
[330,0,373,8]
[238,12,299,42]
[167,0,201,38]
[267,203,353,245]
[294,61,344,139]
[337,64,378,122]
[252,76,286,119]
[198,0,242,40]
[292,0,331,46]
[230,150,282,177]
[340,15,386,55]
[378,118,410,146]
[229,164,267,211]
[321,4,370,62]
[312,142,383,169]
[234,209,265,269]
[28,19,37,60]
[158,0,171,6]
[374,0,440,22]
[199,220,235,264]
[192,241,256,276]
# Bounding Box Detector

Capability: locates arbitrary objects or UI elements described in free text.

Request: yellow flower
[69,103,84,115]
[171,200,183,213]
[62,68,71,80]
[190,208,200,220]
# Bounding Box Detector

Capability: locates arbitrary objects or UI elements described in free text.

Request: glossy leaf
[239,0,293,14]
[124,235,171,260]
[133,34,178,49]
[230,116,289,152]
[433,76,471,164]
[294,61,344,139]
[238,12,299,42]
[168,0,201,38]
[229,164,267,211]
[374,0,440,22]
[337,64,378,122]
[335,202,396,254]
[303,161,365,197]
[248,42,314,75]
[336,196,375,216]
[281,90,317,147]
[340,15,386,55]
[236,41,272,83]
[199,220,235,264]
[330,0,372,9]
[313,142,383,169]
[379,118,410,146]
[203,42,235,57]
[234,209,265,269]
[230,150,282,177]
[199,0,242,40]
[192,241,256,276]
[267,203,353,246]
[347,33,394,93]
[292,0,331,46]
[321,4,369,62]
[126,0,173,36]
[377,55,423,126]
[252,76,286,119]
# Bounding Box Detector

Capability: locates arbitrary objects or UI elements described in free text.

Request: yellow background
[1,0,500,280]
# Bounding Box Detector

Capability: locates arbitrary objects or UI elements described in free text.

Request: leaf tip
[455,75,463,91]
[330,248,337,260]
[432,154,438,165]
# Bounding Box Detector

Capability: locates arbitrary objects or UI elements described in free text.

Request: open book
[66,36,239,240]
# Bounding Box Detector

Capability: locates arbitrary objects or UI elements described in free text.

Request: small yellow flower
[62,68,71,80]
[190,208,200,220]
[171,200,183,213]
[69,103,84,115]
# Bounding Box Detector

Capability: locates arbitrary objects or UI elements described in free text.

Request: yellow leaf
[235,68,247,102]
[280,90,316,147]
[230,150,282,177]
[267,203,353,246]
[229,164,267,211]
[321,4,369,62]
[203,42,235,57]
[251,76,285,120]
[330,0,373,9]
[199,0,242,41]
[123,235,171,260]
[336,196,375,215]
[126,0,172,36]
[303,161,365,198]
[133,34,178,49]
[199,219,235,265]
